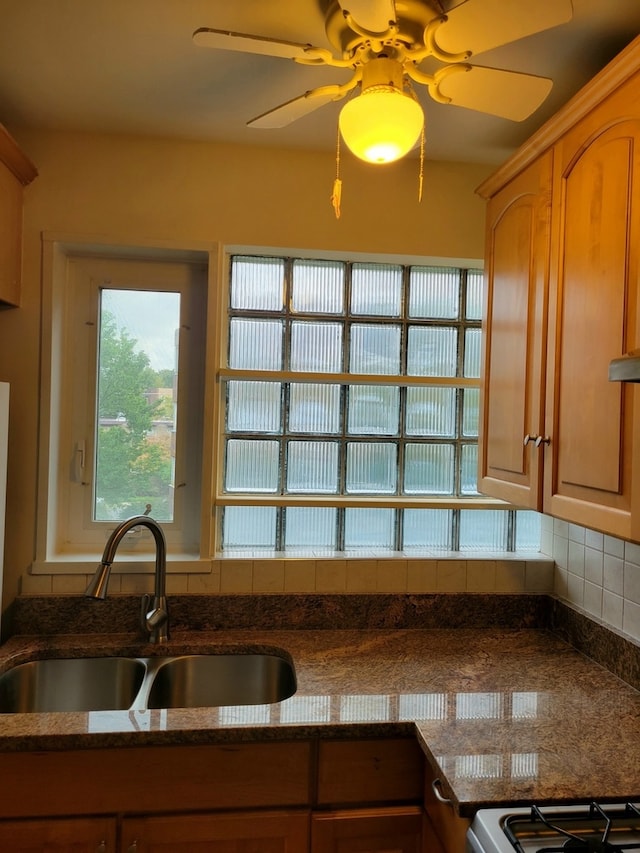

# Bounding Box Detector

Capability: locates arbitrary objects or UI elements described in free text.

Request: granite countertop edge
[0,624,639,816]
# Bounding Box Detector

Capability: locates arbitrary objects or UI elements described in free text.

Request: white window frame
[34,236,218,574]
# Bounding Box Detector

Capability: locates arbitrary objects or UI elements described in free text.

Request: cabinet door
[545,99,640,538]
[0,159,22,306]
[0,126,37,307]
[423,767,470,853]
[0,815,115,852]
[122,809,309,852]
[479,150,552,507]
[311,807,422,853]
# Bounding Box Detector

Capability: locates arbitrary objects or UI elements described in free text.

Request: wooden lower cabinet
[0,815,115,852]
[122,809,309,852]
[312,806,423,853]
[0,738,453,852]
[423,765,470,853]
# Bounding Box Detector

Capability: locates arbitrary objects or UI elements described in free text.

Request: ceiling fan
[193,0,573,165]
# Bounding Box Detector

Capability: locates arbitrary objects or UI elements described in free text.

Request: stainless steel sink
[0,652,296,713]
[0,657,146,713]
[145,654,297,709]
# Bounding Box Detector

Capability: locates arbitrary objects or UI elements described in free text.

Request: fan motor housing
[324,0,438,59]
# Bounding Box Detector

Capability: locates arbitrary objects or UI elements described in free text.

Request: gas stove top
[468,802,640,853]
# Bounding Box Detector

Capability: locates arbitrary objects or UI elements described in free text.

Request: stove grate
[504,802,640,853]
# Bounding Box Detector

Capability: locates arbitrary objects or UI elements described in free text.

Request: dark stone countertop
[0,615,639,816]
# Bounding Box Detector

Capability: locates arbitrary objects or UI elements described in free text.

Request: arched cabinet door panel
[479,150,552,509]
[545,106,640,540]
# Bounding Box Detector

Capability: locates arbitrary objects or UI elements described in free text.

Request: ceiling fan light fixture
[338,56,424,164]
[339,84,424,164]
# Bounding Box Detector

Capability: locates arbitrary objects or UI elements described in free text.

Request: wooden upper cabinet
[0,124,37,307]
[478,150,552,508]
[544,80,640,539]
[478,38,640,542]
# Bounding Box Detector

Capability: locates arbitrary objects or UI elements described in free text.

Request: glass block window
[218,255,538,552]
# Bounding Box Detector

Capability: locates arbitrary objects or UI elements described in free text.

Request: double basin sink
[0,652,297,714]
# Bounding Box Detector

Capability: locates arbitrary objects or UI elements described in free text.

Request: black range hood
[609,353,640,382]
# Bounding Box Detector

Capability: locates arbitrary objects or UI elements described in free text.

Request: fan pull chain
[331,124,342,219]
[418,117,425,202]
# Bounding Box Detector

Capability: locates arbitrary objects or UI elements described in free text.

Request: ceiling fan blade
[436,65,553,121]
[337,0,396,33]
[436,0,573,57]
[193,27,315,61]
[247,86,346,129]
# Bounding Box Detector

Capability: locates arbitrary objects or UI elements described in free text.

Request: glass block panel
[231,256,284,312]
[222,506,276,548]
[225,439,279,492]
[351,263,402,316]
[406,387,456,436]
[409,266,459,318]
[464,328,481,378]
[346,442,397,493]
[290,321,342,372]
[284,507,337,548]
[462,388,479,437]
[344,508,395,548]
[227,381,281,432]
[229,318,283,370]
[347,386,399,435]
[289,383,340,433]
[515,511,542,550]
[404,443,454,494]
[403,509,453,549]
[291,259,344,314]
[286,440,339,493]
[407,326,457,376]
[461,443,479,495]
[350,324,401,375]
[466,269,484,320]
[459,510,508,550]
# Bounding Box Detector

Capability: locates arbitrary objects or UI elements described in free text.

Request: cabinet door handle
[534,435,551,447]
[432,777,452,805]
[523,434,538,446]
[96,844,106,853]
[127,843,137,853]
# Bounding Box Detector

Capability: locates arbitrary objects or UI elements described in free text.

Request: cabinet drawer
[317,738,424,806]
[0,742,312,818]
[311,806,423,852]
[122,809,309,852]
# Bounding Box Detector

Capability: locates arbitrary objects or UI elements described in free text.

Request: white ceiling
[1,0,639,165]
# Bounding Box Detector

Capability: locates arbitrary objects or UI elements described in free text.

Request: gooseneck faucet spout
[85,515,169,643]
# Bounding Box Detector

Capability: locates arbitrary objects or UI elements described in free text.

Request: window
[217,254,539,552]
[36,249,208,564]
[36,242,539,571]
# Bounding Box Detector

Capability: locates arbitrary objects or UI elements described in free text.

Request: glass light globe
[339,85,424,164]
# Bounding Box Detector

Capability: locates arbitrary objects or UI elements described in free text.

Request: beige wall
[0,128,492,611]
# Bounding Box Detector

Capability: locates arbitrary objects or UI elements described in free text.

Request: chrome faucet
[85,515,169,643]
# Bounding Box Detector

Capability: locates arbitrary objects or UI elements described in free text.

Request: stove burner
[504,802,640,853]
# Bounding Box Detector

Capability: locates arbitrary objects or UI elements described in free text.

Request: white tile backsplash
[604,535,625,558]
[568,541,586,576]
[623,599,640,642]
[584,547,603,586]
[603,554,624,594]
[541,515,640,643]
